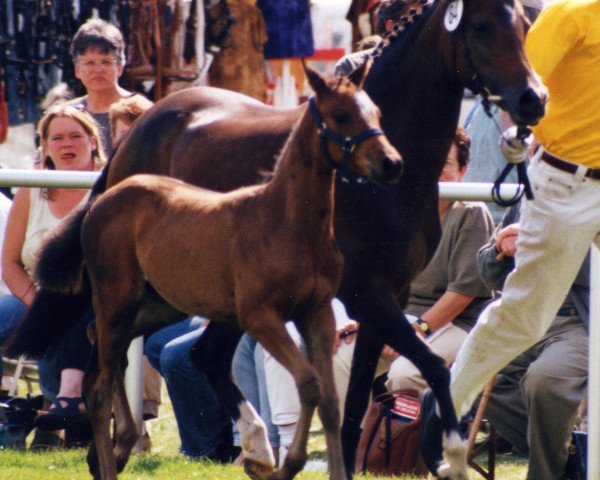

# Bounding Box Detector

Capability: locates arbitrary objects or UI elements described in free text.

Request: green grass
[0,383,528,479]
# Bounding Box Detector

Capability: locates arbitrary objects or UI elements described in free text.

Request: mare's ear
[303,60,329,97]
[348,58,370,89]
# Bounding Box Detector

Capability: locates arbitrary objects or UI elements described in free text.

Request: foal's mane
[264,76,359,183]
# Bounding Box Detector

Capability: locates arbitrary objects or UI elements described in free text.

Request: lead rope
[485,111,534,206]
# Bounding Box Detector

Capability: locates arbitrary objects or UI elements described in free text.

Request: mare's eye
[471,21,491,36]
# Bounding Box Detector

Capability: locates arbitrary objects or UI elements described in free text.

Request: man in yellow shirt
[422,0,600,477]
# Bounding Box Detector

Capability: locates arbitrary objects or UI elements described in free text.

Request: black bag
[565,431,587,480]
[0,394,44,449]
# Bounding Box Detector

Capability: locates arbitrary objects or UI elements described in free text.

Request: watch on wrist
[416,317,433,337]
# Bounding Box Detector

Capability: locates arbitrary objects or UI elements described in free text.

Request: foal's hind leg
[294,303,346,480]
[86,296,141,480]
[190,322,276,479]
[243,308,324,480]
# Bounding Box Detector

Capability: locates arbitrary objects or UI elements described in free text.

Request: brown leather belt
[541,150,600,180]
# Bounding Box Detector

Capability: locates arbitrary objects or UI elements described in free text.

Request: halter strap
[308,96,384,184]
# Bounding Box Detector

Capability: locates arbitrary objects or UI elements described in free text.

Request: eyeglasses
[77,59,118,71]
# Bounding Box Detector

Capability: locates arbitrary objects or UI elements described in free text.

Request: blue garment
[145,317,228,458]
[256,0,314,59]
[0,295,27,379]
[464,97,526,224]
[37,307,94,401]
[231,333,279,448]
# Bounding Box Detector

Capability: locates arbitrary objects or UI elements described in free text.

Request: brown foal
[56,64,401,480]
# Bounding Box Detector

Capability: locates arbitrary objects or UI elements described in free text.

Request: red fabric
[0,81,8,144]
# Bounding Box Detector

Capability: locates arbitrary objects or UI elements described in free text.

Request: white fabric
[21,188,89,275]
[451,156,600,417]
[386,323,468,392]
[263,298,352,426]
[0,194,13,296]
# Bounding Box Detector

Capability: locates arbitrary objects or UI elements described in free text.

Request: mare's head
[436,0,546,126]
[304,62,403,186]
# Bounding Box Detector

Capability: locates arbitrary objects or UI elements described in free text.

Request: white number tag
[444,0,464,32]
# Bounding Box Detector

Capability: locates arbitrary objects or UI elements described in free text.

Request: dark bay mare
[6,0,546,478]
[30,65,401,480]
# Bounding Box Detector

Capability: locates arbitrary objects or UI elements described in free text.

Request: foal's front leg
[189,322,275,479]
[244,307,322,480]
[294,303,346,480]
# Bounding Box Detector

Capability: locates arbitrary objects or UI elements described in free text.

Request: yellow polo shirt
[525,0,600,167]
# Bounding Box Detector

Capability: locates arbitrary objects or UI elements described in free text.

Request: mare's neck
[365,6,463,183]
[266,107,334,237]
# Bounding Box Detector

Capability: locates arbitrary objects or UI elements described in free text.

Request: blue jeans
[0,295,27,379]
[145,317,228,458]
[231,333,279,448]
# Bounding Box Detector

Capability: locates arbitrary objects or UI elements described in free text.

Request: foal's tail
[4,206,91,359]
[35,205,88,293]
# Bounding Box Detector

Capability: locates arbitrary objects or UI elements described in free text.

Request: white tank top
[21,188,89,275]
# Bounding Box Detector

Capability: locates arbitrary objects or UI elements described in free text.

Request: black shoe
[420,389,444,477]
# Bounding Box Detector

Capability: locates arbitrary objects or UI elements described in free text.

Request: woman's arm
[1,188,35,306]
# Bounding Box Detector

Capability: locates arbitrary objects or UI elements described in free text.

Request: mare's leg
[340,282,465,478]
[243,308,321,480]
[294,303,346,480]
[338,321,383,477]
[189,322,276,479]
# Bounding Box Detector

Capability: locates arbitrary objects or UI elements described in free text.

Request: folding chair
[467,377,497,480]
[1,356,39,396]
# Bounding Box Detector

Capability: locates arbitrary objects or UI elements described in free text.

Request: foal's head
[304,62,403,186]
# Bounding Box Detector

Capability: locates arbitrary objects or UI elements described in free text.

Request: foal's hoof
[244,458,275,480]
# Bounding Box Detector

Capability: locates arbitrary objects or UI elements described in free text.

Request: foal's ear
[348,58,370,89]
[303,60,329,97]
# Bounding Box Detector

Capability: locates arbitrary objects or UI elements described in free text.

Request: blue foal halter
[308,96,384,184]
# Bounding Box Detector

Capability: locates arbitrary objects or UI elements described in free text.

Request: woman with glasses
[68,19,140,157]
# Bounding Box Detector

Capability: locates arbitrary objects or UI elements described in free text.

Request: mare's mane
[368,0,438,74]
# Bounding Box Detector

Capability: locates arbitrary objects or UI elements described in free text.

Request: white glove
[499,126,532,164]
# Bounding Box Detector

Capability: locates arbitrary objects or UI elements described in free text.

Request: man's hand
[495,223,519,258]
[500,126,532,164]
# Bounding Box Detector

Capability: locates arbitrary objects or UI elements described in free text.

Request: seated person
[477,201,589,480]
[261,128,493,455]
[0,105,105,447]
[144,317,236,461]
[334,127,494,399]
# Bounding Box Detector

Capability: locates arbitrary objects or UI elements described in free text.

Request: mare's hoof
[437,430,468,480]
[244,458,275,480]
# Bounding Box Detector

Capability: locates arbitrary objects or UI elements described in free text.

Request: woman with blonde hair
[1,104,105,448]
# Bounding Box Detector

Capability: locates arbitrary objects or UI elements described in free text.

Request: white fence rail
[0,170,596,477]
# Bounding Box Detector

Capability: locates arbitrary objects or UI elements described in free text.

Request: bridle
[308,95,384,184]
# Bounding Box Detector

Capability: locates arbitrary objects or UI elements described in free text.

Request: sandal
[34,396,88,432]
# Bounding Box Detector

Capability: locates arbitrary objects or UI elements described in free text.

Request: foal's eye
[332,113,350,125]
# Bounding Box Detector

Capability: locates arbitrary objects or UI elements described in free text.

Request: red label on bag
[392,395,420,421]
